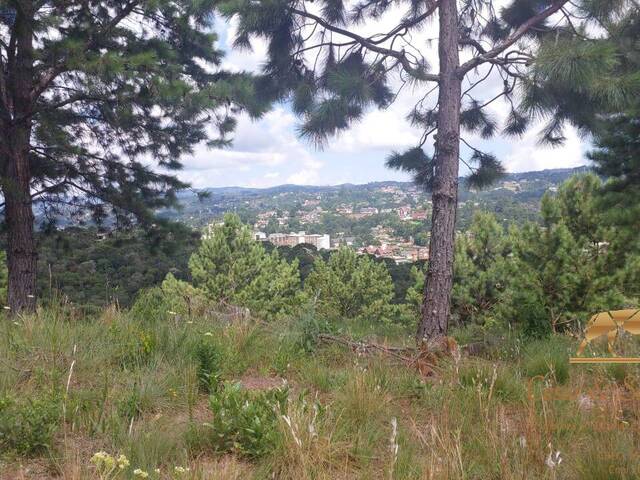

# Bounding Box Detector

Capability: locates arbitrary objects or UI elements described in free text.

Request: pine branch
[458,0,569,75]
[289,7,439,82]
[31,1,141,101]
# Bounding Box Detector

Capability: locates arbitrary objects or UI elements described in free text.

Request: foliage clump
[522,337,571,384]
[504,174,630,335]
[406,174,639,337]
[194,338,224,393]
[206,382,289,458]
[0,394,61,456]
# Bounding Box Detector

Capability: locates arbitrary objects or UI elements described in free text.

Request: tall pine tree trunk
[417,0,461,342]
[2,5,37,314]
[4,144,37,314]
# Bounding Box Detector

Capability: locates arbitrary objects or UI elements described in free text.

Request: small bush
[0,394,61,455]
[207,382,289,458]
[194,337,223,393]
[116,382,157,421]
[130,277,212,324]
[296,310,332,353]
[129,286,169,324]
[109,322,157,368]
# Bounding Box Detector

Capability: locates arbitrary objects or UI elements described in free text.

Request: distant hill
[193,166,591,197]
[36,166,592,230]
[157,166,592,229]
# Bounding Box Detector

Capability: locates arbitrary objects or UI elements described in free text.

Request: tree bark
[417,0,461,342]
[2,4,37,314]
[4,147,37,314]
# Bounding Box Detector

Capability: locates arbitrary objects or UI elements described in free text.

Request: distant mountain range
[189,166,591,197]
[161,166,593,229]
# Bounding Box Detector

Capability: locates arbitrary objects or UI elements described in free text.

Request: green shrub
[116,383,154,421]
[129,286,170,324]
[206,382,289,458]
[522,336,571,384]
[194,337,223,393]
[130,276,211,324]
[511,287,551,337]
[297,311,326,352]
[0,394,61,455]
[109,322,157,368]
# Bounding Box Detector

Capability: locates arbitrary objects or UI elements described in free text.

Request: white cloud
[287,169,319,185]
[179,107,323,187]
[217,17,266,73]
[503,126,588,172]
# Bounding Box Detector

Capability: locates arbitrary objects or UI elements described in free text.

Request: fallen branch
[317,333,446,376]
[317,334,415,361]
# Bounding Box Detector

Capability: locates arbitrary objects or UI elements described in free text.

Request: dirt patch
[190,454,254,479]
[239,375,287,390]
[0,459,57,480]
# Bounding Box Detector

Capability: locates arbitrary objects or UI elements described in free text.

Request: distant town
[187,168,589,264]
[250,193,432,263]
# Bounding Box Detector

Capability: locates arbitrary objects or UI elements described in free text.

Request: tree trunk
[2,4,37,314]
[4,151,37,314]
[416,0,461,342]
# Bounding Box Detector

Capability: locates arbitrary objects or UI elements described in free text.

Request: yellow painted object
[576,309,640,357]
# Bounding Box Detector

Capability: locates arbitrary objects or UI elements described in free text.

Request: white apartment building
[261,231,330,250]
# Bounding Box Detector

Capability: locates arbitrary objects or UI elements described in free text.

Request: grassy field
[2,303,640,479]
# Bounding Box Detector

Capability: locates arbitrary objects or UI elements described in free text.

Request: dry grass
[2,305,640,479]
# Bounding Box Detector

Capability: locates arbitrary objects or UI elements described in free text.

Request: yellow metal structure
[570,309,640,364]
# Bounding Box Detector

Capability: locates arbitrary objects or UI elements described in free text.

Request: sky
[174,10,591,189]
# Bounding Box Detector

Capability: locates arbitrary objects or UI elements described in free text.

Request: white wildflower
[518,435,527,448]
[133,468,149,478]
[545,444,562,468]
[116,454,129,469]
[282,415,302,447]
[577,394,594,411]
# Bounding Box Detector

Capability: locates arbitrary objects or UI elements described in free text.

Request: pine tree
[188,213,301,319]
[504,174,629,335]
[406,212,514,327]
[405,265,425,318]
[452,212,512,326]
[0,1,266,313]
[219,0,587,341]
[305,247,395,323]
